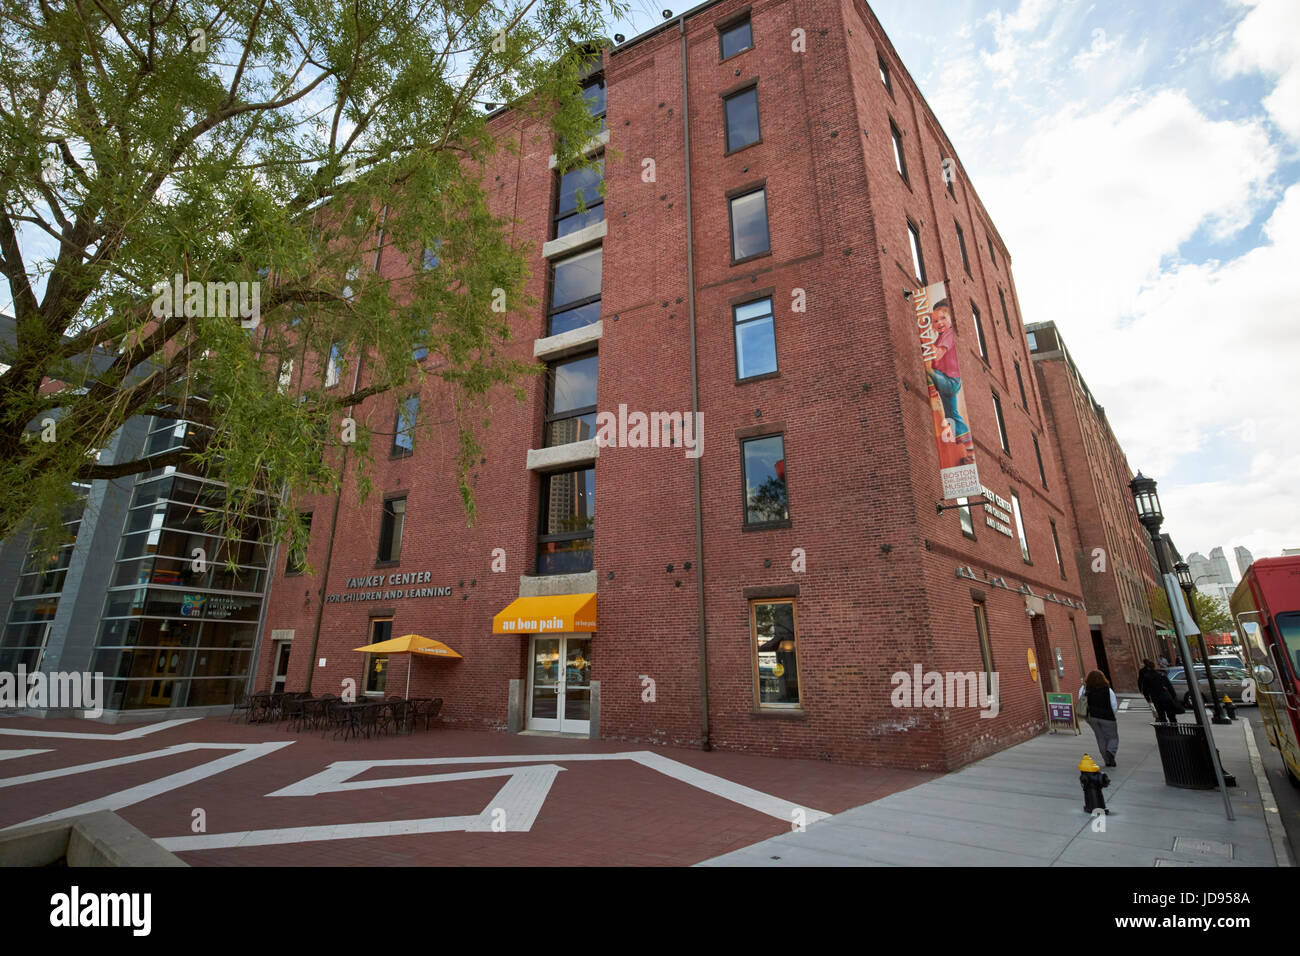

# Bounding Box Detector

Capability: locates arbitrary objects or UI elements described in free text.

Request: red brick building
[253,0,1097,771]
[1027,320,1162,692]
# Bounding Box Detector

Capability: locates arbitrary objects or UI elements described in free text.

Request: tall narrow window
[890,121,908,183]
[581,74,606,131]
[752,599,799,708]
[734,297,777,379]
[986,231,997,268]
[422,240,442,270]
[325,343,344,388]
[1051,518,1066,579]
[973,601,995,696]
[364,617,393,695]
[998,287,1011,332]
[957,496,974,537]
[878,55,892,92]
[729,187,770,262]
[1011,491,1030,563]
[1033,434,1047,488]
[548,247,602,335]
[277,358,294,394]
[907,220,926,284]
[285,512,312,575]
[971,302,988,362]
[378,497,406,563]
[742,434,788,524]
[720,17,753,59]
[992,390,1010,453]
[1015,361,1028,407]
[537,467,595,575]
[723,86,761,152]
[545,353,598,446]
[1026,331,1038,351]
[955,220,970,275]
[554,158,604,238]
[393,395,418,457]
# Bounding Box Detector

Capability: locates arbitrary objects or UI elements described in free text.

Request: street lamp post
[1175,560,1229,724]
[1128,472,1233,820]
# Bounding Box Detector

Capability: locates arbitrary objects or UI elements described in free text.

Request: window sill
[750,707,805,718]
[736,370,780,386]
[375,560,401,569]
[720,46,753,65]
[731,250,772,267]
[742,519,791,532]
[389,450,414,461]
[961,530,977,541]
[725,138,763,158]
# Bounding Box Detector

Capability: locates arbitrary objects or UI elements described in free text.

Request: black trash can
[1153,721,1218,789]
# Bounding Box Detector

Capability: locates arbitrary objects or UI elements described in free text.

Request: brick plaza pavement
[0,715,934,866]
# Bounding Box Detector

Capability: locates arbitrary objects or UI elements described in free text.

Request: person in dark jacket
[1079,670,1119,767]
[1137,659,1180,723]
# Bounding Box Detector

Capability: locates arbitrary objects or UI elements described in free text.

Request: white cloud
[1072,27,1120,69]
[1218,0,1300,143]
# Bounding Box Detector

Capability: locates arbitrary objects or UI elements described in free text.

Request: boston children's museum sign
[326,570,451,604]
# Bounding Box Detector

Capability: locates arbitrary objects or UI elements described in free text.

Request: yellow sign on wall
[1027,648,1039,683]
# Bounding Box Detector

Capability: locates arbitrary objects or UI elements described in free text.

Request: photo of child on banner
[914,280,981,498]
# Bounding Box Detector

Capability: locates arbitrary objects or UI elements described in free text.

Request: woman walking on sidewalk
[1080,670,1119,767]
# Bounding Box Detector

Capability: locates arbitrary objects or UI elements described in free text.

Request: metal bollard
[1080,753,1110,814]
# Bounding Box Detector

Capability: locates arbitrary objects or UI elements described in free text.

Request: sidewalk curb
[1241,715,1293,866]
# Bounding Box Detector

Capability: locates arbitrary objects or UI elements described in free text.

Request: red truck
[1231,555,1300,786]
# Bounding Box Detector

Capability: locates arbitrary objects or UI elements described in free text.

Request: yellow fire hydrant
[1080,753,1110,814]
[1223,694,1237,719]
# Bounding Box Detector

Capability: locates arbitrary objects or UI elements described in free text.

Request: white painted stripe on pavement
[0,718,200,739]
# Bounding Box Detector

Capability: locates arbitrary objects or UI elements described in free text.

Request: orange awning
[493,593,596,634]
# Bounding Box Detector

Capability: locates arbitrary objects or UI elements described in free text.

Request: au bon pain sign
[915,280,981,499]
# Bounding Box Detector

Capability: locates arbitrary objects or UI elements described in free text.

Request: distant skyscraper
[1234,546,1255,577]
[1209,547,1234,584]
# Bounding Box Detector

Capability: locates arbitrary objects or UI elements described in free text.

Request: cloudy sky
[613,0,1300,572]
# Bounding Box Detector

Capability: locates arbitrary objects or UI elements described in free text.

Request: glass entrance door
[528,635,591,734]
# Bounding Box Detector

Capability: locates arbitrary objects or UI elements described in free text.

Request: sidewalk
[700,704,1292,867]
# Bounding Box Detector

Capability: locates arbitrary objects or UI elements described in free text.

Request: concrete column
[507,678,522,733]
[588,679,600,740]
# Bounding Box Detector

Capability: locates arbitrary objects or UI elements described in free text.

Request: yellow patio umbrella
[352,634,462,698]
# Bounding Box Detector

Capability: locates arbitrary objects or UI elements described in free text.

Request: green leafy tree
[1147,585,1233,634]
[0,0,623,553]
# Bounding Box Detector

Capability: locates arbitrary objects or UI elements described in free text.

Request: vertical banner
[915,281,981,498]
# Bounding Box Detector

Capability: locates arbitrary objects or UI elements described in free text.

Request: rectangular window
[998,287,1011,332]
[422,240,441,270]
[752,599,799,707]
[1015,361,1028,407]
[548,247,602,335]
[364,617,392,695]
[992,390,1010,453]
[277,358,294,394]
[325,343,344,388]
[986,231,997,268]
[957,496,974,537]
[1011,491,1030,563]
[955,220,970,275]
[1051,518,1066,579]
[555,158,605,238]
[878,55,891,92]
[393,395,418,457]
[734,297,777,379]
[742,434,788,525]
[890,121,908,183]
[729,187,771,262]
[378,497,406,563]
[412,337,429,362]
[537,467,595,575]
[907,220,926,284]
[720,17,753,59]
[1033,434,1047,488]
[971,302,988,362]
[285,512,312,575]
[545,353,598,446]
[582,74,606,131]
[1026,330,1038,351]
[724,86,761,152]
[973,600,995,696]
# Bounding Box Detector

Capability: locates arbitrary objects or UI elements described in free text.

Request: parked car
[1206,653,1245,669]
[1166,665,1254,706]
